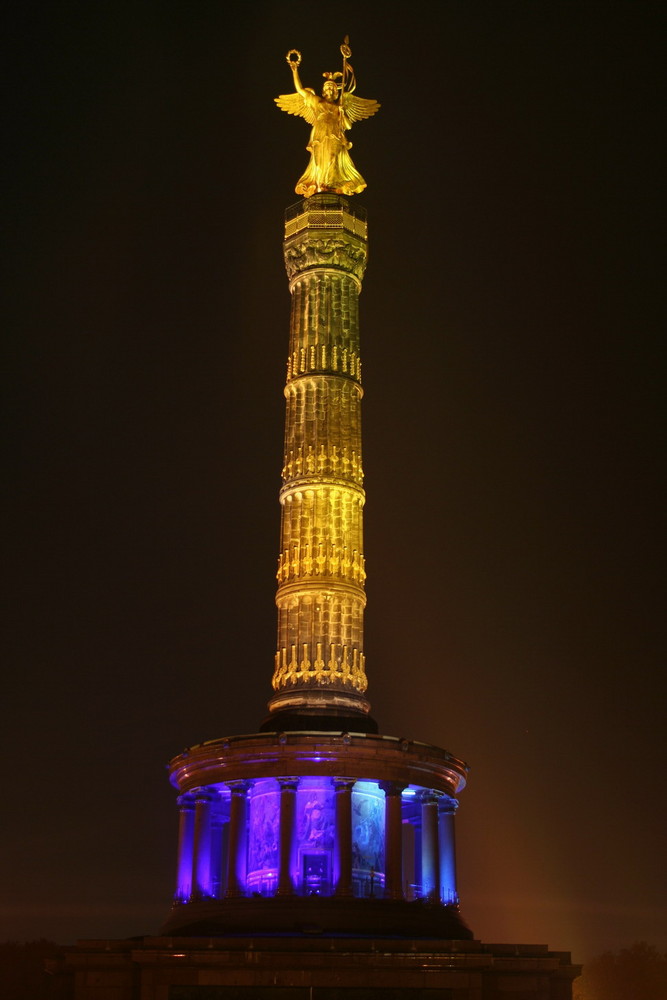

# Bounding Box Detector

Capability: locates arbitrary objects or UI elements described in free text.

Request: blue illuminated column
[380,782,405,900]
[210,810,224,899]
[175,794,195,901]
[420,791,441,903]
[402,818,416,900]
[439,796,458,904]
[334,779,354,896]
[277,778,298,896]
[191,789,214,898]
[225,781,248,898]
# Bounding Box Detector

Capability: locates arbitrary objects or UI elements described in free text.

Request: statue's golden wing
[274,90,317,126]
[342,94,381,128]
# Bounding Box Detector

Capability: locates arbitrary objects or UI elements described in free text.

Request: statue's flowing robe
[276,87,379,198]
[297,94,365,197]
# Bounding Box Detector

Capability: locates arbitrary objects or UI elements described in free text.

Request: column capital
[193,787,218,804]
[438,795,458,815]
[278,777,300,792]
[226,780,249,795]
[379,781,406,798]
[333,777,356,793]
[177,794,195,810]
[417,789,443,804]
[283,196,368,283]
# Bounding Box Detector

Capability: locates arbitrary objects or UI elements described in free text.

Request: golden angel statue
[275,39,380,197]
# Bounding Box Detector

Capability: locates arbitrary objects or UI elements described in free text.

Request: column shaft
[381,782,405,900]
[439,798,459,904]
[334,779,354,896]
[191,792,213,898]
[210,815,224,899]
[175,796,195,901]
[270,196,371,718]
[277,780,298,896]
[421,794,441,903]
[225,782,248,898]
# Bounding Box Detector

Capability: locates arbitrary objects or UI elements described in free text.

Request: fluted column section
[209,811,224,899]
[225,781,248,898]
[270,195,371,719]
[439,796,459,904]
[420,792,441,903]
[334,778,355,896]
[191,789,214,899]
[175,795,195,901]
[381,782,405,900]
[277,779,298,896]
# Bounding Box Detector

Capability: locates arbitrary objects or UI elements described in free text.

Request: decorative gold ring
[286,49,301,67]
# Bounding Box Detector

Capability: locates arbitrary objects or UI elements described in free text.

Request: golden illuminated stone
[275,38,380,198]
[269,194,371,718]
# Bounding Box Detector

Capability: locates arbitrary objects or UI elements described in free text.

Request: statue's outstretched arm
[275,51,317,124]
[290,63,307,98]
[286,50,308,98]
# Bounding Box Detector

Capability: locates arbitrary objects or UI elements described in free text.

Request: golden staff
[340,36,352,104]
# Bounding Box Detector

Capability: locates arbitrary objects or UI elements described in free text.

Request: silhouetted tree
[574,942,667,1000]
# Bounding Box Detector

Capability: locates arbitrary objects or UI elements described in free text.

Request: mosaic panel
[246,779,279,891]
[352,780,385,892]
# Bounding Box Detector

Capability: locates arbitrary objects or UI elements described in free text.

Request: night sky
[5,1,664,965]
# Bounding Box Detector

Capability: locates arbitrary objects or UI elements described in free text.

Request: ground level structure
[48,934,580,999]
